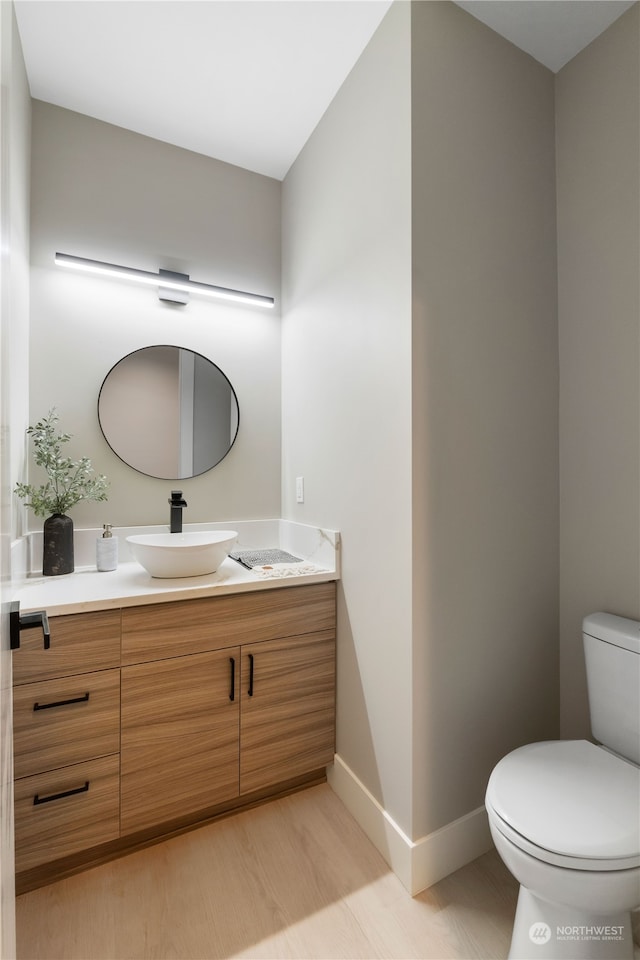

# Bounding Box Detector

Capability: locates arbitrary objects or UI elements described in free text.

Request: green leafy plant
[14,409,109,518]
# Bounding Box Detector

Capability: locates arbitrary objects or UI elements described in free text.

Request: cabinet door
[121,648,240,835]
[240,629,335,795]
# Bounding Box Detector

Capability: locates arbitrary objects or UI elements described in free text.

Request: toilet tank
[583,612,640,764]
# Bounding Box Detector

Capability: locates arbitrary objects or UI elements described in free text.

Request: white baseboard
[327,754,494,896]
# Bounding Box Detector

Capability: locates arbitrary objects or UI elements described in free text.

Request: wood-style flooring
[13,783,636,960]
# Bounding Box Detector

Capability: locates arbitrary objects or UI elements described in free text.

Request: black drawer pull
[248,653,254,697]
[33,781,90,805]
[33,692,90,712]
[229,657,236,702]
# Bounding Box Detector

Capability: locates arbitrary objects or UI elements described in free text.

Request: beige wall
[283,0,560,848]
[556,4,640,739]
[411,1,559,836]
[282,2,414,832]
[26,103,282,529]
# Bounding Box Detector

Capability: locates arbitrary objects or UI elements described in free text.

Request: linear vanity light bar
[54,253,275,309]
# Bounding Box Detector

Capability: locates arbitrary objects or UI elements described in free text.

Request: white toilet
[486,612,640,960]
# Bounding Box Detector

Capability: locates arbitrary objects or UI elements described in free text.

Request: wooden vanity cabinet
[13,581,336,888]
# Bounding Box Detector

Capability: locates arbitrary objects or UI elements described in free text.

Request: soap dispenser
[96,524,118,572]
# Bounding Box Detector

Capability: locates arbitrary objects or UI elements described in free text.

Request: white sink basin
[126,531,238,578]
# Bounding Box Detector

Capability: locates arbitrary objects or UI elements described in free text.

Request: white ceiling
[454,0,635,72]
[14,0,636,181]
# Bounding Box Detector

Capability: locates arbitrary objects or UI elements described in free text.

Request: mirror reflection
[98,346,239,479]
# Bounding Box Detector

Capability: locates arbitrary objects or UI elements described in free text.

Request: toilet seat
[486,740,640,871]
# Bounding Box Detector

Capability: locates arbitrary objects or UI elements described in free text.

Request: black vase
[43,514,74,576]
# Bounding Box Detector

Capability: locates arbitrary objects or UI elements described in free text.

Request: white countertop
[14,519,340,616]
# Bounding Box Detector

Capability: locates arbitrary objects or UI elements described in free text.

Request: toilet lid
[486,740,640,865]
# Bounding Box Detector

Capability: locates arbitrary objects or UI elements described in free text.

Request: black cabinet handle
[10,601,50,650]
[229,657,236,702]
[248,653,254,697]
[33,692,90,712]
[34,781,89,806]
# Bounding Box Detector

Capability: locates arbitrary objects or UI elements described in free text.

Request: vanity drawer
[14,754,120,873]
[13,609,121,684]
[13,669,120,779]
[121,582,337,664]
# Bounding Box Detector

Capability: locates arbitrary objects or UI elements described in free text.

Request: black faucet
[169,490,187,533]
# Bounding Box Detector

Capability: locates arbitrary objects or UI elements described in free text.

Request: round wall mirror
[98,346,239,479]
